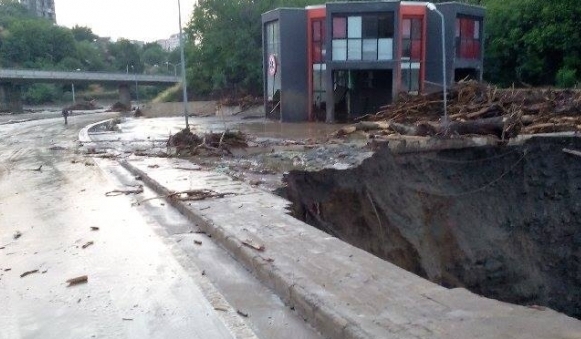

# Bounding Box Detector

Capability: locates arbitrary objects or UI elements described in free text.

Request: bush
[23,84,59,104]
[556,67,578,88]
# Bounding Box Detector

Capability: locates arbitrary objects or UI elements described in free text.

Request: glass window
[402,17,422,61]
[348,16,362,38]
[332,39,347,60]
[402,19,411,39]
[456,17,482,59]
[332,13,394,62]
[378,38,393,60]
[362,16,378,38]
[362,39,378,60]
[348,39,362,60]
[313,21,321,42]
[401,68,420,92]
[378,14,394,38]
[333,17,346,38]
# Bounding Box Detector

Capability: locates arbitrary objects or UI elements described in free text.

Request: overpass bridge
[0,69,180,112]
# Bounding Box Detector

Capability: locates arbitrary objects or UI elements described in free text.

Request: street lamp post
[178,0,189,128]
[426,2,448,129]
[71,68,81,104]
[165,61,179,76]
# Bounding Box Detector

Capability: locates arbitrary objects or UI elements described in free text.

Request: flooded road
[0,114,322,339]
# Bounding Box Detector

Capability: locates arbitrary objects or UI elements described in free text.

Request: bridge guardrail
[0,69,179,84]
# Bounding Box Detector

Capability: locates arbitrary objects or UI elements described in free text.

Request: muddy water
[282,136,581,319]
[240,121,346,141]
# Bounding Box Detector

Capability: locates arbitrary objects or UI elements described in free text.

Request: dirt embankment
[282,137,581,319]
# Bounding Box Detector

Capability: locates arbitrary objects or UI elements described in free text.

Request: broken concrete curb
[118,160,369,339]
[78,118,115,143]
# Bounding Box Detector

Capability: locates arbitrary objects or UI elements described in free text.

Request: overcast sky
[54,0,198,42]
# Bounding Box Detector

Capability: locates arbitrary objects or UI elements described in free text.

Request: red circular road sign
[268,54,277,76]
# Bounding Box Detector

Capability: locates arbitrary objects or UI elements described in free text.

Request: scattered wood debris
[167,128,247,156]
[65,100,100,111]
[214,307,228,312]
[194,240,203,246]
[242,240,265,252]
[134,189,235,206]
[13,231,22,240]
[105,185,144,197]
[236,309,249,318]
[107,101,131,112]
[66,275,88,286]
[20,270,39,278]
[81,241,94,249]
[335,81,581,139]
[90,227,100,231]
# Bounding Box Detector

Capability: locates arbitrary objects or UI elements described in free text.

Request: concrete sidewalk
[118,156,581,339]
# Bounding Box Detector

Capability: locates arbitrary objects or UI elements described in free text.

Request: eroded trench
[280,136,581,319]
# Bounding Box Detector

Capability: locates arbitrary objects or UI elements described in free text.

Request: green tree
[141,42,168,67]
[0,19,76,68]
[71,25,98,42]
[107,39,144,73]
[484,0,581,86]
[185,0,322,97]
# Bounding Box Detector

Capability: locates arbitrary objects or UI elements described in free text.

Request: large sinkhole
[280,136,581,319]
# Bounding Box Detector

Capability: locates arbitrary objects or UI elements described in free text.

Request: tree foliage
[185,0,323,97]
[483,0,581,86]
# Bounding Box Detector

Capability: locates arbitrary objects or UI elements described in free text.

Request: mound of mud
[283,136,581,318]
[108,102,131,112]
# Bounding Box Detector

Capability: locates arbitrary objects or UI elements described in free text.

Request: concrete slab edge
[119,159,370,339]
[78,118,115,143]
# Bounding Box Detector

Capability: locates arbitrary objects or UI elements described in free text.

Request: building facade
[20,0,56,22]
[262,1,485,122]
[156,34,181,52]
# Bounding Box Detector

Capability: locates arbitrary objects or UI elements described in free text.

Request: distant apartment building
[156,34,180,51]
[20,0,56,22]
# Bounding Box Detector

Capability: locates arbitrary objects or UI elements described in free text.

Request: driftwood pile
[167,128,247,156]
[65,100,100,111]
[336,81,581,139]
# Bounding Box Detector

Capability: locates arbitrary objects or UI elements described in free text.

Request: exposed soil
[282,136,581,319]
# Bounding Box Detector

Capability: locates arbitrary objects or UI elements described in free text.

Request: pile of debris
[107,102,131,112]
[336,81,581,139]
[219,95,263,111]
[167,128,247,156]
[65,100,100,111]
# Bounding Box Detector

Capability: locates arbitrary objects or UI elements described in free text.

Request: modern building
[20,0,56,22]
[156,34,181,52]
[262,1,484,122]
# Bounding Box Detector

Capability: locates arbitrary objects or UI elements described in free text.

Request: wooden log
[353,121,390,131]
[465,103,503,119]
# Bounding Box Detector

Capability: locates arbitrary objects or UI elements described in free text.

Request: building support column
[118,84,131,109]
[325,69,335,123]
[0,83,23,113]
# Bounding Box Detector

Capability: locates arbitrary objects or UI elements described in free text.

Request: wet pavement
[117,142,581,339]
[0,114,322,339]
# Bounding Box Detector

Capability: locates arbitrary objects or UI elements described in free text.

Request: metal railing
[0,69,180,85]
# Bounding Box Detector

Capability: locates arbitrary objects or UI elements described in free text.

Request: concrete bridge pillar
[0,82,23,113]
[118,84,131,108]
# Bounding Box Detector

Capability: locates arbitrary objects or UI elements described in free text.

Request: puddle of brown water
[237,121,346,141]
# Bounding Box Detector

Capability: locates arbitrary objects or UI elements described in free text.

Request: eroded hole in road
[279,137,581,319]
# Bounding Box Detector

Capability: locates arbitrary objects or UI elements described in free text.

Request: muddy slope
[283,137,581,319]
